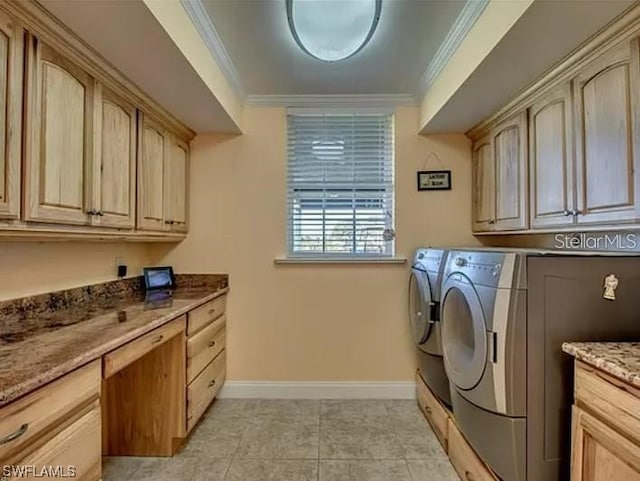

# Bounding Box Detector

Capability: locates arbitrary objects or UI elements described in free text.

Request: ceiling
[201,0,467,97]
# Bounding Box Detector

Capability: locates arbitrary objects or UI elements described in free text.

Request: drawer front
[448,418,498,481]
[0,360,100,461]
[416,372,449,450]
[188,295,227,337]
[575,361,640,445]
[103,316,185,378]
[187,351,226,433]
[15,404,102,481]
[187,317,226,383]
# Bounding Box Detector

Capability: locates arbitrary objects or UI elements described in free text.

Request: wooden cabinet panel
[0,360,100,462]
[574,39,640,225]
[529,84,575,228]
[164,135,188,232]
[24,37,92,225]
[472,134,495,232]
[187,320,225,383]
[187,350,225,433]
[448,418,498,481]
[103,316,185,378]
[0,11,22,220]
[187,295,227,337]
[137,113,166,231]
[571,406,640,481]
[492,112,528,230]
[416,371,449,450]
[17,405,102,481]
[91,84,136,228]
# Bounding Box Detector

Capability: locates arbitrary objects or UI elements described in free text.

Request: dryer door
[441,273,488,390]
[408,268,434,345]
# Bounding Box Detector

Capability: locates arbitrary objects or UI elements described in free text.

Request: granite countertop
[0,274,228,408]
[562,341,640,388]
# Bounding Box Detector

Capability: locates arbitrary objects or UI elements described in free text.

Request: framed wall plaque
[417,170,451,191]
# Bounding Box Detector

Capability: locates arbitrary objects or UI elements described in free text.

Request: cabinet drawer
[575,361,640,444]
[16,403,102,481]
[103,316,185,378]
[416,371,449,450]
[187,316,226,383]
[188,295,226,336]
[0,360,100,461]
[448,418,498,481]
[187,351,226,433]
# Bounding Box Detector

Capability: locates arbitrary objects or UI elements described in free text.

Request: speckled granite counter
[0,274,228,408]
[562,342,640,388]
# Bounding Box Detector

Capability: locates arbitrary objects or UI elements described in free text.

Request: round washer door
[408,269,434,345]
[441,273,488,390]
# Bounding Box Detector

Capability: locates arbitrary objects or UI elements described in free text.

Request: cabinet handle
[97,211,104,216]
[0,423,29,445]
[488,220,495,225]
[208,379,217,388]
[423,405,432,414]
[571,209,582,217]
[164,220,174,225]
[208,340,216,348]
[208,308,216,315]
[464,470,475,481]
[87,209,97,216]
[151,335,164,344]
[563,209,572,216]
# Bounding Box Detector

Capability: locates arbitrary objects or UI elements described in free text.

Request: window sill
[273,257,408,265]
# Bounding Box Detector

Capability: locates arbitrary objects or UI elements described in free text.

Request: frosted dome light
[286,0,382,62]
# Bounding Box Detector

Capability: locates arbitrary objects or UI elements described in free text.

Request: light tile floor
[103,399,458,481]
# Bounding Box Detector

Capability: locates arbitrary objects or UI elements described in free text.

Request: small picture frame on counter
[417,170,452,191]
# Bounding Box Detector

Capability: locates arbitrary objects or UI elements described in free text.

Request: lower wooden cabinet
[448,419,498,481]
[416,371,449,450]
[0,361,101,481]
[571,361,640,481]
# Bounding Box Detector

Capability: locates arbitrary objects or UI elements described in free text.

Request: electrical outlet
[115,256,127,278]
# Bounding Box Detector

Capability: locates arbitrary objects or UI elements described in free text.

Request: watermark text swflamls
[554,233,638,250]
[2,465,77,480]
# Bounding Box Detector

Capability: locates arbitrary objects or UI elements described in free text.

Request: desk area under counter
[0,274,229,480]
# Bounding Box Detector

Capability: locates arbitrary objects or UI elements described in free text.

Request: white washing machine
[409,248,451,406]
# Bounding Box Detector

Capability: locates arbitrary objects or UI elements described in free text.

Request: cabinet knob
[87,209,97,216]
[571,209,582,217]
[97,211,104,217]
[563,209,572,216]
[488,220,496,225]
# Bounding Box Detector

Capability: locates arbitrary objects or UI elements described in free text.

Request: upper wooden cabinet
[573,39,640,226]
[0,11,22,221]
[138,112,189,233]
[472,112,528,232]
[90,84,137,229]
[472,134,494,232]
[492,112,528,230]
[529,83,575,228]
[24,36,93,226]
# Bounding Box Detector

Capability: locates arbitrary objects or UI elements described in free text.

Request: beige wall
[150,106,476,382]
[0,243,152,301]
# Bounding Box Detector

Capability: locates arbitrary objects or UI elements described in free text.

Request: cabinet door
[574,39,640,225]
[18,405,102,481]
[24,37,93,225]
[137,113,167,231]
[0,11,22,220]
[529,84,575,228]
[571,406,640,481]
[492,111,528,230]
[164,135,189,233]
[472,133,495,232]
[91,84,136,229]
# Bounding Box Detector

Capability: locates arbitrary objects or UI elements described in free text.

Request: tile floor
[103,399,458,481]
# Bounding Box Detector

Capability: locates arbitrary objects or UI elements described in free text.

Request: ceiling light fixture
[286,0,382,62]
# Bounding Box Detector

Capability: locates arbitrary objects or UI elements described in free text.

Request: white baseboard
[218,381,416,400]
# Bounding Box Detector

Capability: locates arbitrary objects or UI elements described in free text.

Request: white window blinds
[287,110,394,257]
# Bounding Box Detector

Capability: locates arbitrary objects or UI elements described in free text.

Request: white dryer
[409,248,450,406]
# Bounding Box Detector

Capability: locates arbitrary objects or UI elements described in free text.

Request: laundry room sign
[417,170,452,191]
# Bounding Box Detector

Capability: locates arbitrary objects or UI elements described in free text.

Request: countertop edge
[562,341,640,388]
[0,286,229,408]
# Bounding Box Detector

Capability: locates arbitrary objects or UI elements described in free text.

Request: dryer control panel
[444,250,518,288]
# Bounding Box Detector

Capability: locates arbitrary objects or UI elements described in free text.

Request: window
[287,109,394,258]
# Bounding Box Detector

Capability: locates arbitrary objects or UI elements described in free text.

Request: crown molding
[180,0,246,101]
[245,94,416,107]
[418,0,490,96]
